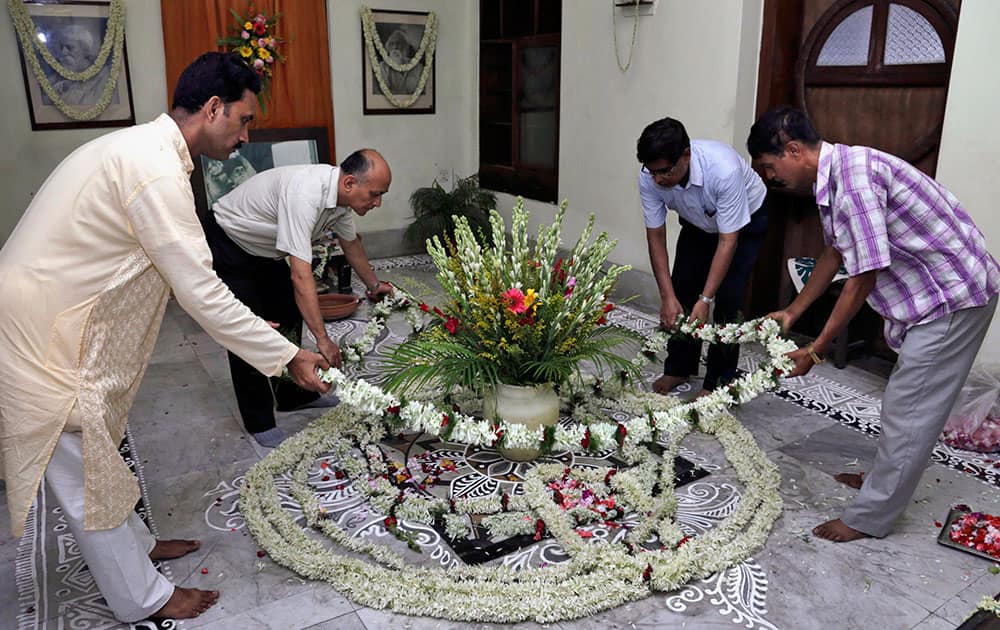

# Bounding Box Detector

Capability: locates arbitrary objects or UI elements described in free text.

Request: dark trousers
[664,201,770,390]
[200,211,318,433]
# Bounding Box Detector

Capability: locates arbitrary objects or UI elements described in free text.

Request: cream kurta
[0,114,298,536]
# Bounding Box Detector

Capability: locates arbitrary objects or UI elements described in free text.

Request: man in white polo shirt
[637,117,769,398]
[201,148,394,446]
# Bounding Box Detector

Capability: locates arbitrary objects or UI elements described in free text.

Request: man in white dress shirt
[202,149,394,447]
[637,116,769,398]
[0,52,329,623]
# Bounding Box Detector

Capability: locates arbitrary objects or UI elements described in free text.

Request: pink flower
[258,38,268,47]
[241,30,250,39]
[253,58,264,69]
[503,288,526,314]
[266,56,274,64]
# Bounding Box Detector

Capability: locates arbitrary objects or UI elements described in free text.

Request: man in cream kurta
[0,52,328,622]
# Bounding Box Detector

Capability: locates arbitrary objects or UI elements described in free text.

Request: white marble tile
[187,583,355,629]
[355,606,563,630]
[304,611,368,630]
[910,612,963,630]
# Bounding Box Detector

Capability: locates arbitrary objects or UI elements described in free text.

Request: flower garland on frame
[8,0,126,121]
[360,5,438,108]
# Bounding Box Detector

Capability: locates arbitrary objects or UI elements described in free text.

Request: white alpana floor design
[1,255,998,630]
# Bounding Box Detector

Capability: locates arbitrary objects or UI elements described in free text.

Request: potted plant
[383,200,641,460]
[405,174,497,248]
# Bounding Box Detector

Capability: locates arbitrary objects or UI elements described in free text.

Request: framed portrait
[191,127,332,217]
[13,1,135,131]
[361,9,435,115]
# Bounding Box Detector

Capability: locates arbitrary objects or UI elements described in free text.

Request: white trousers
[44,431,174,622]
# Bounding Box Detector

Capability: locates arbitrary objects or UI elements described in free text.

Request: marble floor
[2,255,999,629]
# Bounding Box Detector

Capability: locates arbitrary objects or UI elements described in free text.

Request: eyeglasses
[641,162,679,178]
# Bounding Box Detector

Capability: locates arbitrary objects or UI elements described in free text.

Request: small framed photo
[361,9,435,115]
[13,1,135,131]
[190,127,332,217]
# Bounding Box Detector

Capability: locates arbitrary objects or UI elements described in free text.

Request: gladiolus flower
[444,317,459,334]
[419,303,429,313]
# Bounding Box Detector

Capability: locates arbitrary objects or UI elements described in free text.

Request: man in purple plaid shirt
[748,106,999,543]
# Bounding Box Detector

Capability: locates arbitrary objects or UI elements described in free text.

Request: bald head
[338,148,391,215]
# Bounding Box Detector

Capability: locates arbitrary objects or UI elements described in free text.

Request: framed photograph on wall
[361,9,435,115]
[13,0,136,131]
[190,127,332,217]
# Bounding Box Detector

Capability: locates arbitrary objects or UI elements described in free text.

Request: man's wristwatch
[366,279,382,293]
[805,344,825,365]
[697,294,715,305]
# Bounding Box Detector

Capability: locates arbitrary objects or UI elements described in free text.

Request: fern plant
[405,174,497,249]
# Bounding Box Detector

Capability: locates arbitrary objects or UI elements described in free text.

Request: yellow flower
[244,21,253,30]
[258,48,271,60]
[239,45,253,58]
[524,288,537,309]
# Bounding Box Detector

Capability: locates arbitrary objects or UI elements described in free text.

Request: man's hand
[286,349,331,393]
[783,347,816,378]
[689,300,710,325]
[767,309,798,334]
[366,280,394,302]
[316,337,343,368]
[659,295,684,330]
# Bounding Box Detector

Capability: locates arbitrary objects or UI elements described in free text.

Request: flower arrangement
[382,200,642,394]
[218,6,284,111]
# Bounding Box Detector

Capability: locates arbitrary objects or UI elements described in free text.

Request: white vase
[483,382,560,461]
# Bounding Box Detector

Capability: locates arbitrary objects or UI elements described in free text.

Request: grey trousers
[842,295,998,537]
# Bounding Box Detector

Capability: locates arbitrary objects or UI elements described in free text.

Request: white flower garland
[8,0,126,121]
[360,6,438,108]
[240,385,782,622]
[612,0,641,72]
[241,294,798,622]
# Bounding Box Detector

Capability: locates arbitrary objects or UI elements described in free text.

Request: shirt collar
[154,113,194,176]
[325,165,341,209]
[815,141,834,206]
[684,142,703,189]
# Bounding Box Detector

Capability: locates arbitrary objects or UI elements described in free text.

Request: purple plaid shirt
[815,142,999,350]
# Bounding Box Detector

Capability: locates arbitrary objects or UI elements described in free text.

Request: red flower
[384,516,397,529]
[518,315,534,326]
[603,303,615,313]
[419,303,430,312]
[581,428,591,449]
[440,413,450,427]
[386,405,401,415]
[642,564,652,582]
[604,469,617,485]
[256,550,266,558]
[677,535,691,547]
[615,423,628,447]
[576,529,594,539]
[502,287,527,314]
[334,470,345,479]
[253,21,266,35]
[533,519,546,541]
[501,493,510,512]
[596,316,607,325]
[433,306,445,318]
[444,317,459,334]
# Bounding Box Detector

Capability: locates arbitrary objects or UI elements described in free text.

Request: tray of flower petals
[938,505,1000,562]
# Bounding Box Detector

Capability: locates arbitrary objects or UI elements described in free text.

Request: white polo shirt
[639,139,766,234]
[212,164,357,262]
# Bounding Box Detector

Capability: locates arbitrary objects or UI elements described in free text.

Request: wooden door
[748,0,960,354]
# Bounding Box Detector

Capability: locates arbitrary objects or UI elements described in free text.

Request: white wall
[491,0,763,278]
[326,0,477,236]
[937,0,1000,364]
[0,0,167,242]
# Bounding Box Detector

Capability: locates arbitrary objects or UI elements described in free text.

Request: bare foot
[150,586,219,620]
[150,539,201,561]
[652,374,688,395]
[812,518,871,542]
[833,472,864,489]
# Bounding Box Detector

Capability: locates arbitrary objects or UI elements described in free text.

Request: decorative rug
[15,431,180,630]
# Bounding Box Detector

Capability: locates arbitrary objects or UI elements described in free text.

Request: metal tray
[937,507,1000,563]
